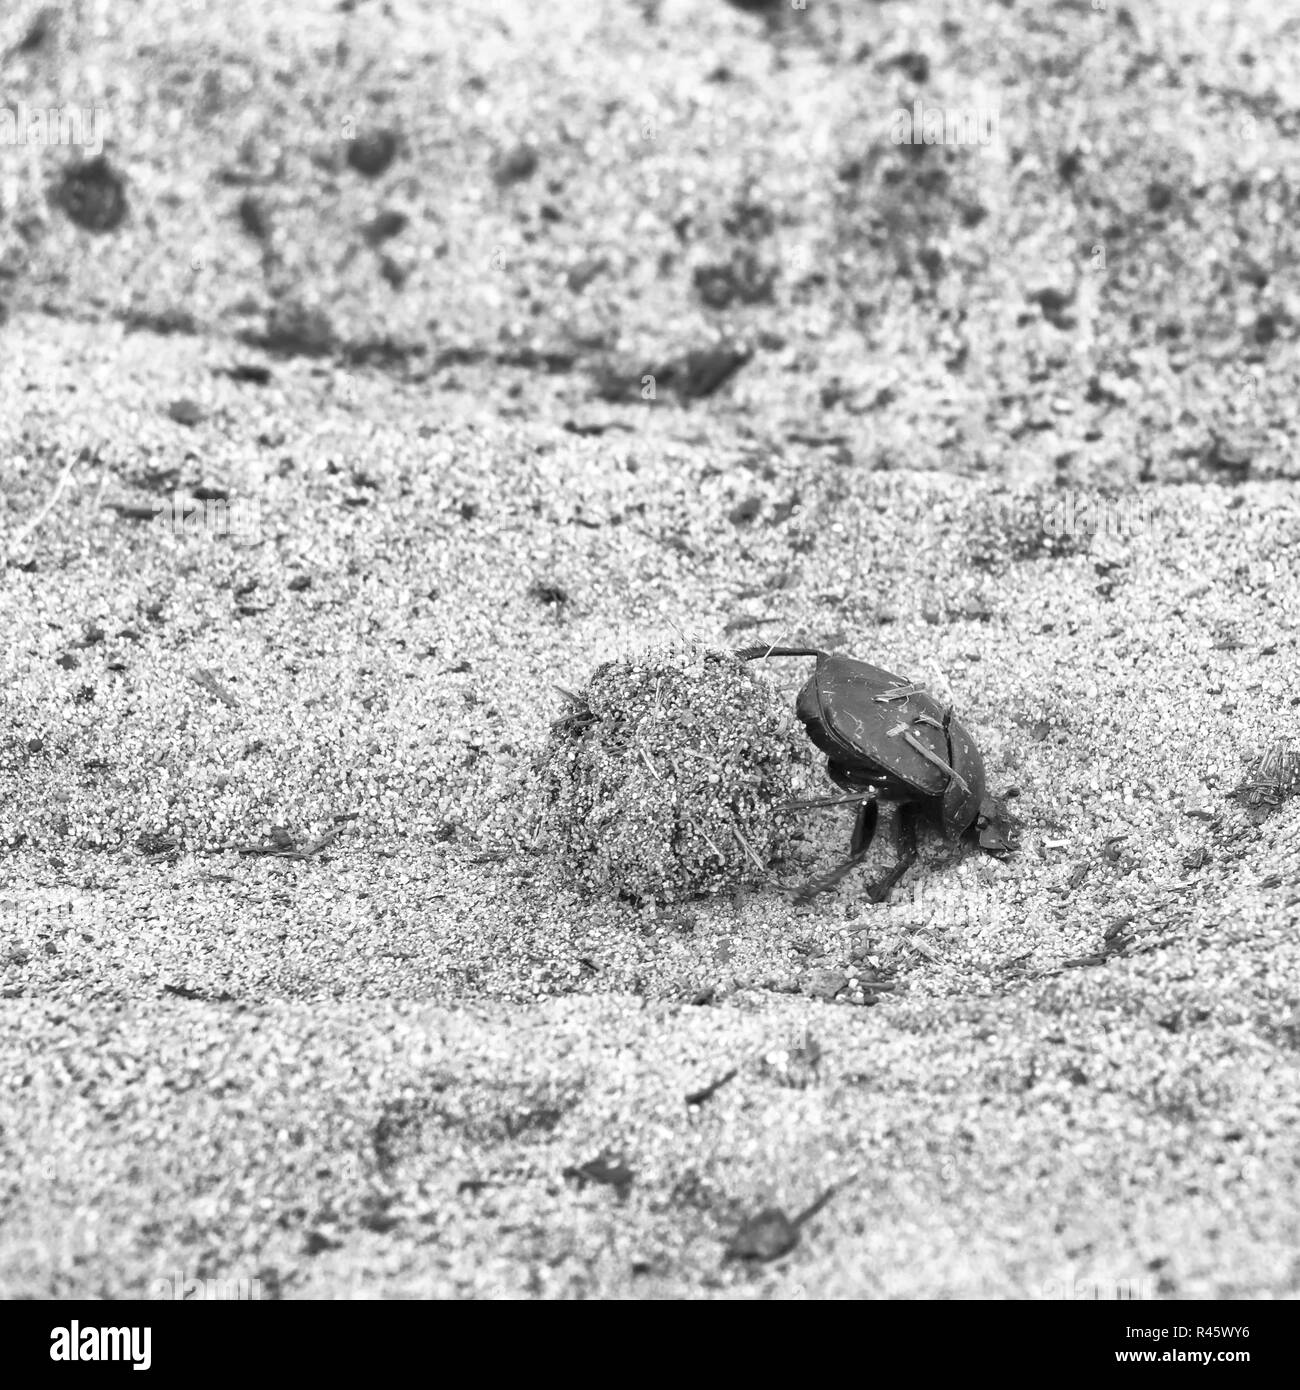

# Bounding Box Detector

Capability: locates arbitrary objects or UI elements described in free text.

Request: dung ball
[532,643,806,903]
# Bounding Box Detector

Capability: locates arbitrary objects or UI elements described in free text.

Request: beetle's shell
[795,656,943,791]
[795,654,985,839]
[939,713,985,838]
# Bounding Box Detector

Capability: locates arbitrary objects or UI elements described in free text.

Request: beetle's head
[974,793,1018,855]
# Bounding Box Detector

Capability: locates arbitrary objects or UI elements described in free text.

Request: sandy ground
[2,0,1299,1298]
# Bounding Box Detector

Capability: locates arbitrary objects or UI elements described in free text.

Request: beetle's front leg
[794,847,871,903]
[794,800,879,903]
[862,803,920,903]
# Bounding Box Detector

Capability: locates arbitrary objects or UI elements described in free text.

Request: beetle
[735,645,1016,901]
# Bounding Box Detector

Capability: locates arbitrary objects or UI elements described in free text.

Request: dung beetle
[735,645,1016,901]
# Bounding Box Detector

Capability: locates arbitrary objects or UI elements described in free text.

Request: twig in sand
[685,1068,738,1107]
[695,823,726,863]
[730,819,765,874]
[234,825,342,859]
[189,667,240,709]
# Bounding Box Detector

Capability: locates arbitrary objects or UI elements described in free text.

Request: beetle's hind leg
[862,803,920,903]
[794,800,878,902]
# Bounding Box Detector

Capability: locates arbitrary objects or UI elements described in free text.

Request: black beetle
[735,645,1016,901]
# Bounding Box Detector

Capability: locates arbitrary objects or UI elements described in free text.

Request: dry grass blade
[12,445,83,546]
[551,686,596,736]
[730,819,766,874]
[189,667,240,709]
[695,822,726,863]
[1234,738,1300,809]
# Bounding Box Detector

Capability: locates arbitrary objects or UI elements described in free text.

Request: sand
[1,0,1298,1298]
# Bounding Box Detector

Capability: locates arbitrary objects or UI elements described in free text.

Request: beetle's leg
[775,791,874,813]
[793,801,880,902]
[850,798,879,857]
[886,722,973,798]
[863,803,920,904]
[795,847,873,903]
